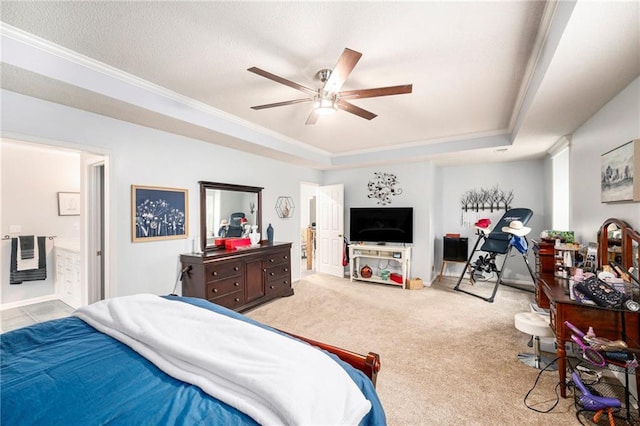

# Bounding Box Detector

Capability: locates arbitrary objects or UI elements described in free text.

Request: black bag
[574,276,639,311]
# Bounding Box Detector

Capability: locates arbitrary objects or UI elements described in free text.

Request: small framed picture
[57,192,80,216]
[601,139,639,203]
[132,185,188,242]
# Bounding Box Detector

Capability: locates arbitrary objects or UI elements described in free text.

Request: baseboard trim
[0,294,59,311]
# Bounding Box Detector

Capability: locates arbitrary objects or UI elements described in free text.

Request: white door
[316,184,345,277]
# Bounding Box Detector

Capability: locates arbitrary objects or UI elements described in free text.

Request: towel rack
[2,235,57,241]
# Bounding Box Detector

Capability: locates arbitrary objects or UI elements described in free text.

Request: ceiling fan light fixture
[249,47,412,124]
[314,97,337,115]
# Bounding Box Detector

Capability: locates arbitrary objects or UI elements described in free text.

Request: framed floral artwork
[131,185,188,242]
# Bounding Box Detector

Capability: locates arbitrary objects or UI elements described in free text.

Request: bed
[1,295,385,425]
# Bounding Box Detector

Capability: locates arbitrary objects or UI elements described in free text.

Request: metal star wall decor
[367,172,402,205]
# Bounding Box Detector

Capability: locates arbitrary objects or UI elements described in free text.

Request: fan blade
[336,99,377,120]
[323,48,362,93]
[251,98,312,110]
[248,67,317,97]
[339,84,413,100]
[305,110,319,125]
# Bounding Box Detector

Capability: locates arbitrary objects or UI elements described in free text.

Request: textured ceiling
[1,1,638,168]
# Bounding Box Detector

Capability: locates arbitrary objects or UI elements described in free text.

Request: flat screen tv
[349,207,413,244]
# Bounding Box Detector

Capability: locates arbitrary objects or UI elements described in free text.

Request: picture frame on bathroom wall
[601,139,639,203]
[57,192,80,216]
[131,185,188,242]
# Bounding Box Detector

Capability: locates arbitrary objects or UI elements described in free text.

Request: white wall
[323,162,435,282]
[1,75,637,302]
[1,90,322,302]
[0,141,81,303]
[571,76,640,243]
[435,159,546,282]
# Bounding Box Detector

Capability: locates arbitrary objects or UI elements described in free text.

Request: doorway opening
[0,139,108,310]
[300,182,318,278]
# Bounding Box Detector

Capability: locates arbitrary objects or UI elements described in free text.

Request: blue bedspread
[1,296,386,425]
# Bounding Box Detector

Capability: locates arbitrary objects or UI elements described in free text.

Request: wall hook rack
[459,185,514,212]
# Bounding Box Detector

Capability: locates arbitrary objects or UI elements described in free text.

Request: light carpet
[246,274,580,425]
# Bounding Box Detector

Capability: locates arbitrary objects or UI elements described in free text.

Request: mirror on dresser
[199,181,262,252]
[597,218,640,283]
[626,227,639,283]
[597,218,627,269]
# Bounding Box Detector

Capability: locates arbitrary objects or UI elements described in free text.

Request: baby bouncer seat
[453,208,537,302]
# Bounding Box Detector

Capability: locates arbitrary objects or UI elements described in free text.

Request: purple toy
[572,372,620,425]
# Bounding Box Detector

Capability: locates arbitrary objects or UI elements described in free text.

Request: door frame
[83,155,109,304]
[299,182,319,276]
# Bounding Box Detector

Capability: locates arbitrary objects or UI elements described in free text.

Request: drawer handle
[270,272,275,276]
[284,255,288,260]
[263,268,267,272]
[284,281,289,285]
[234,266,239,271]
[212,271,218,276]
[284,268,288,272]
[234,297,240,302]
[212,288,218,293]
[269,258,275,263]
[270,285,275,289]
[234,282,239,287]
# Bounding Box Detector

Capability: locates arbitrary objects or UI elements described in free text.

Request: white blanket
[74,294,371,425]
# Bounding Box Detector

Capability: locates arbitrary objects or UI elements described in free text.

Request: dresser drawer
[206,277,243,298]
[266,276,291,296]
[205,261,242,282]
[180,242,292,312]
[266,263,290,280]
[209,290,244,310]
[264,251,290,266]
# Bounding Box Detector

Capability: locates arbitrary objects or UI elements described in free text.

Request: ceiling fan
[248,48,413,125]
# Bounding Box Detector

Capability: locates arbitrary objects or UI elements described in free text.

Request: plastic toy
[572,372,620,426]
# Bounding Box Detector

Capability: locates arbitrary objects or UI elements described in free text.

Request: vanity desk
[181,242,293,312]
[536,272,639,398]
[535,218,640,399]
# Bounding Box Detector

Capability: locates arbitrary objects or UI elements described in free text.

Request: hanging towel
[10,237,47,285]
[17,237,39,271]
[18,235,35,259]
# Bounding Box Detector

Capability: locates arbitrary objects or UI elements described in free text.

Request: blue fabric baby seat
[454,208,536,302]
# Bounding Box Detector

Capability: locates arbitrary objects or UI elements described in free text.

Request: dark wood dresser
[180,242,293,312]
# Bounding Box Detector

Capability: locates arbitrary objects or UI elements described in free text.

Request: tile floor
[0,300,74,333]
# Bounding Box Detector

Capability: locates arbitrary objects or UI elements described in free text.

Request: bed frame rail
[284,332,380,387]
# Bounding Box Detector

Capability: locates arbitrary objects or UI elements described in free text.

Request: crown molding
[548,135,570,158]
[0,23,332,164]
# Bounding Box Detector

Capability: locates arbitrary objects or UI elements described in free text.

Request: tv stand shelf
[349,244,411,288]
